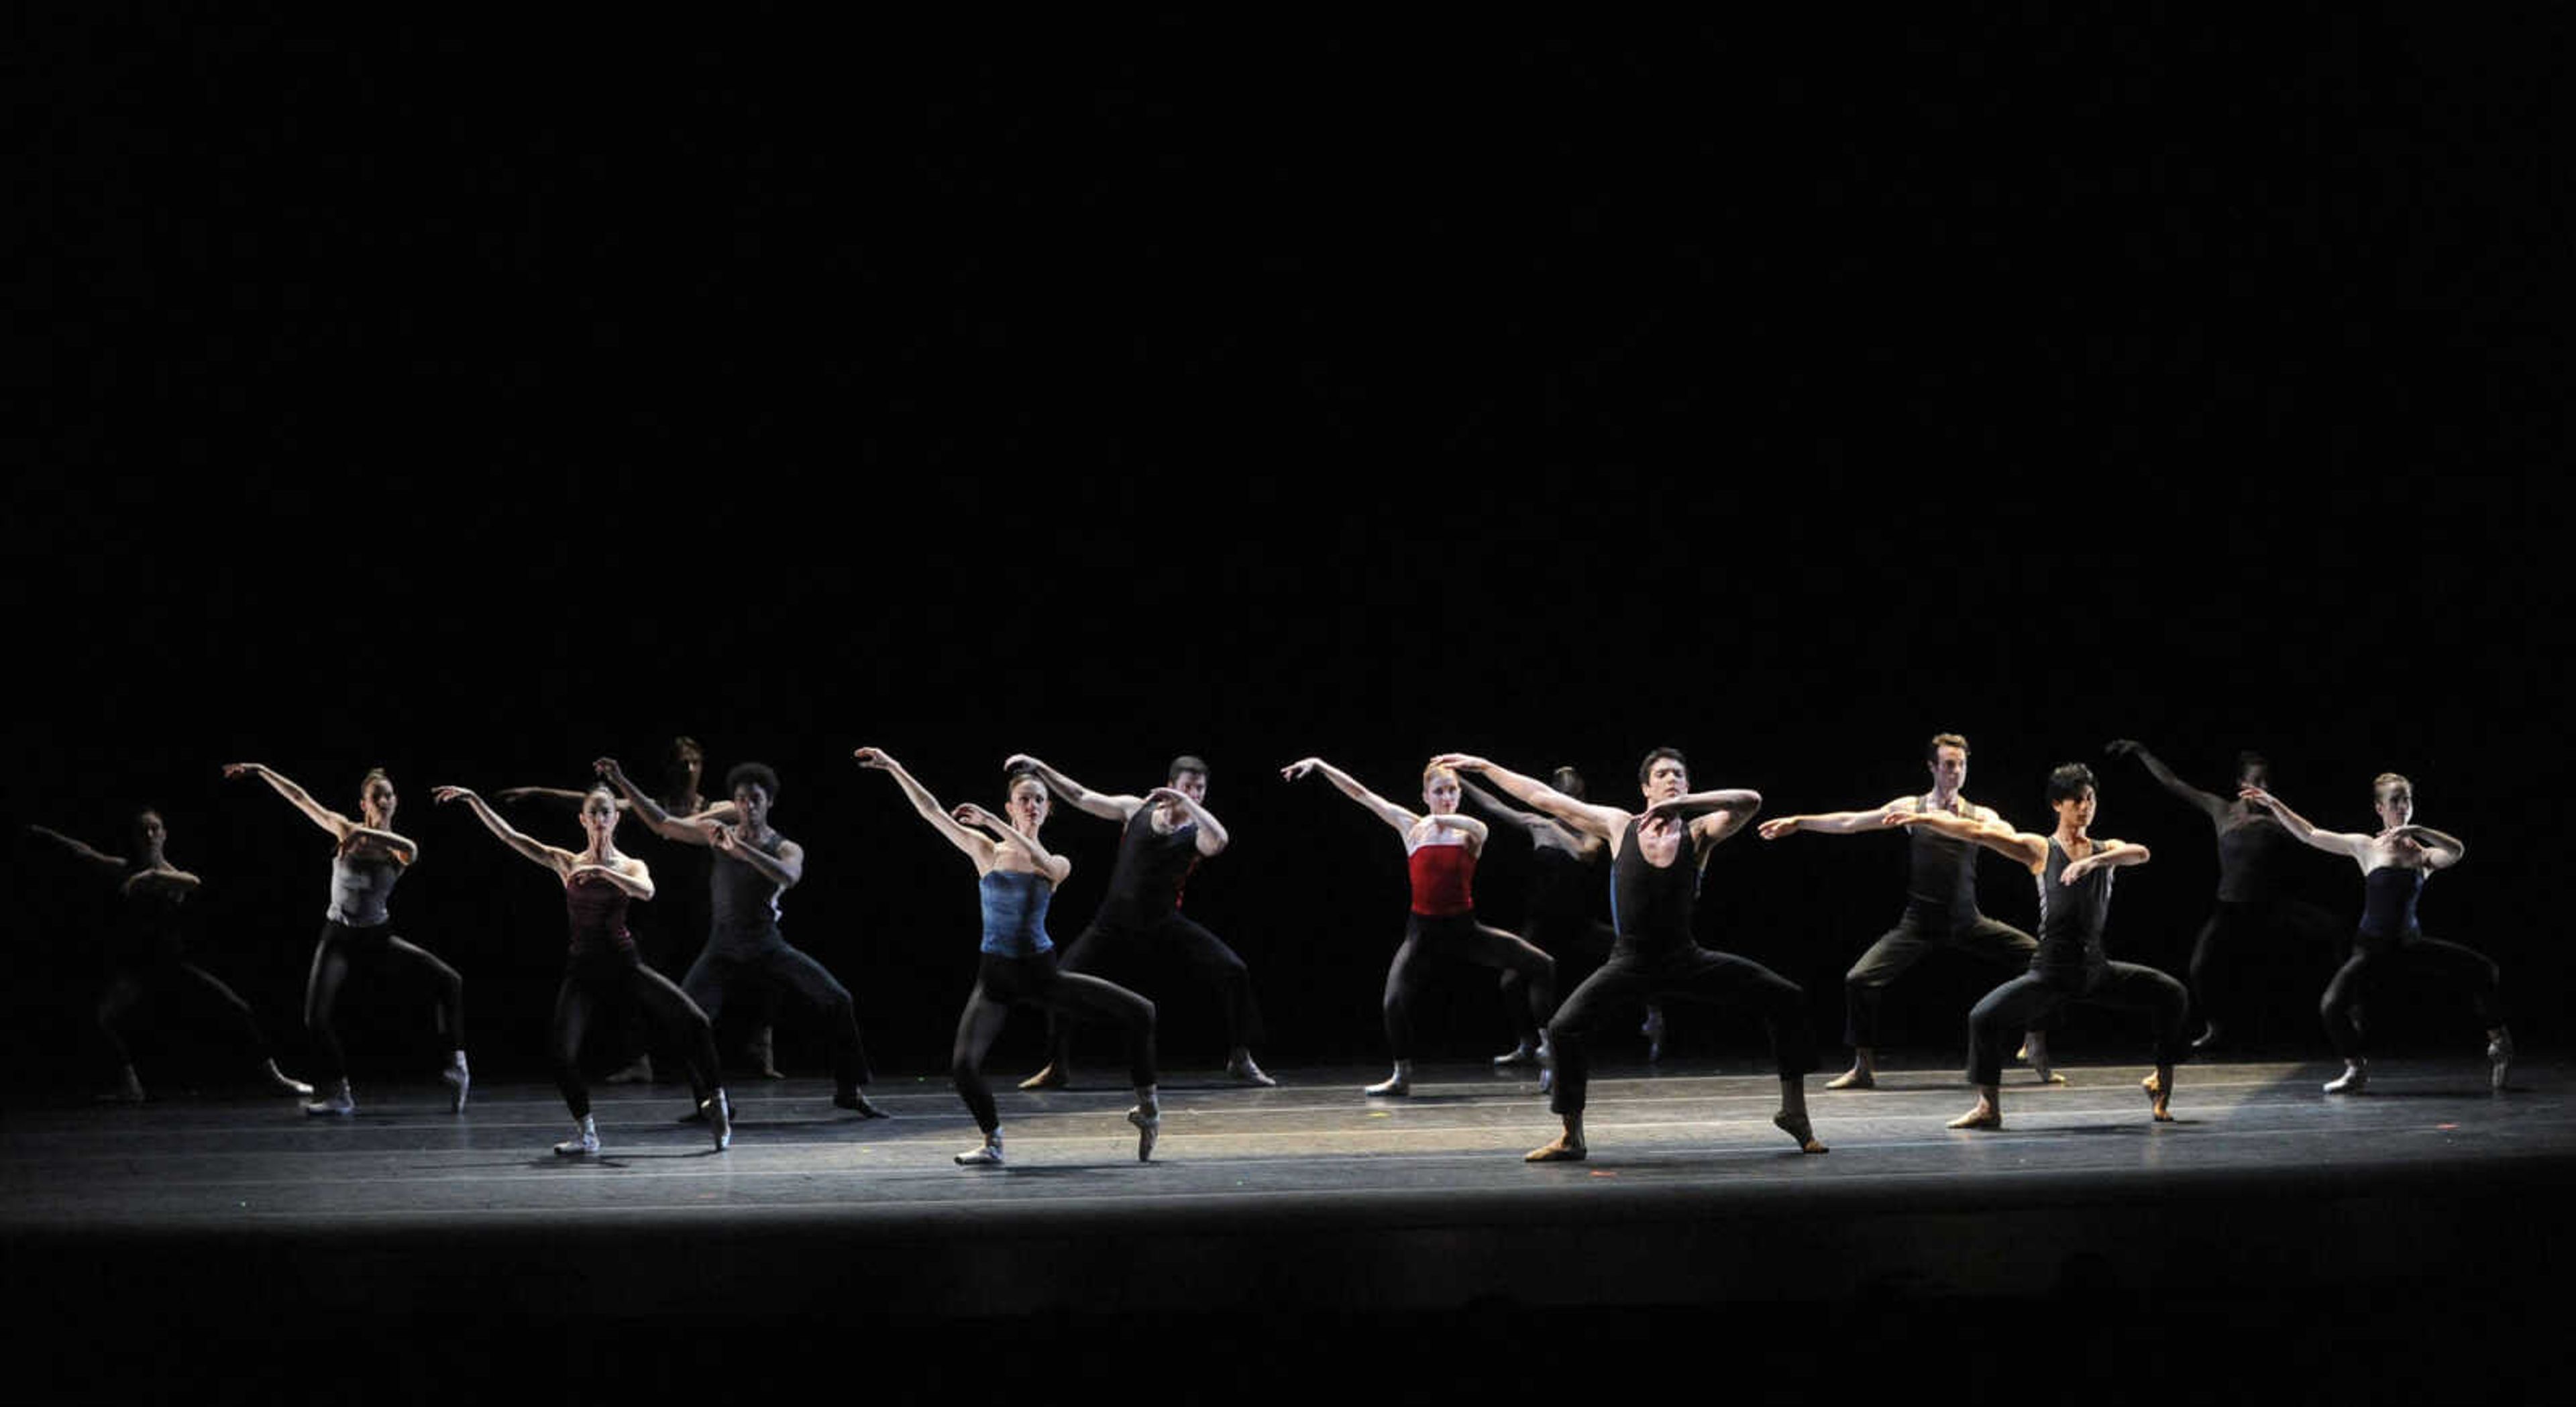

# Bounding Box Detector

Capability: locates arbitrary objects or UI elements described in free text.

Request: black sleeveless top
[2034,837,2114,978]
[1102,805,1200,916]
[2212,811,2297,904]
[1904,795,1982,923]
[113,863,188,966]
[1610,818,1701,954]
[566,873,637,959]
[707,829,788,954]
[2355,865,2425,947]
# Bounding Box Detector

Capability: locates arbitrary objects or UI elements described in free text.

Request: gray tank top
[707,828,788,953]
[326,849,402,926]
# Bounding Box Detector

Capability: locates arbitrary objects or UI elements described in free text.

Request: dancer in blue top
[855,748,1161,1165]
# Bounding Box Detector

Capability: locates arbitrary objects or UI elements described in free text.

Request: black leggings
[954,950,1157,1133]
[1045,907,1261,1067]
[304,920,465,1084]
[555,948,723,1119]
[1843,908,2042,1049]
[1546,942,1819,1117]
[682,936,872,1092]
[1384,912,1554,1062]
[97,961,275,1072]
[1503,913,1616,1046]
[2320,932,2503,1059]
[2185,898,2343,1031]
[1966,961,2188,1087]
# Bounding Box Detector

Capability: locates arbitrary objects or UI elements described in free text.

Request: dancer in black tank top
[1759,733,2057,1088]
[1913,764,2188,1131]
[1433,750,1824,1164]
[2106,742,2343,1051]
[1005,753,1273,1089]
[2242,774,2508,1093]
[28,811,311,1103]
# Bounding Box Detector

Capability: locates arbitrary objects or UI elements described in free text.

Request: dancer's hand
[1279,758,1321,782]
[431,785,474,804]
[1002,752,1038,773]
[2237,784,2279,812]
[2059,854,2096,883]
[221,762,263,780]
[953,803,1006,834]
[705,821,740,854]
[1428,752,1489,773]
[1756,817,1801,840]
[853,746,896,770]
[2105,738,2145,758]
[594,757,631,787]
[1145,786,1192,809]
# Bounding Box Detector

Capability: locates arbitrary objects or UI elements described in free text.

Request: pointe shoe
[705,1088,733,1151]
[1364,1070,1410,1097]
[2488,1032,2514,1092]
[1226,1054,1277,1088]
[1017,1063,1069,1091]
[1947,1105,2001,1130]
[602,1056,653,1085]
[1524,1135,1586,1163]
[835,1088,890,1119]
[1774,1111,1829,1153]
[441,1052,470,1113]
[2141,1071,2173,1121]
[554,1115,600,1157]
[1825,1066,1874,1091]
[262,1060,314,1098]
[305,1079,356,1117]
[1127,1105,1161,1162]
[2323,1061,2367,1095]
[955,1131,1004,1167]
[2189,1023,2226,1052]
[1493,1042,1541,1069]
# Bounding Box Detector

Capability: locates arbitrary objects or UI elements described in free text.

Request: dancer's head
[1167,755,1210,804]
[2372,772,2413,828]
[358,769,397,828]
[1004,768,1051,834]
[1637,747,1688,802]
[131,808,166,858]
[579,783,621,846]
[1422,763,1462,814]
[1550,767,1588,801]
[1927,733,1970,795]
[2047,763,2098,828]
[665,736,705,793]
[726,762,780,828]
[2235,750,2271,791]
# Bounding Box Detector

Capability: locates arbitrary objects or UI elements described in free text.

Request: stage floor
[11,1056,2566,1399]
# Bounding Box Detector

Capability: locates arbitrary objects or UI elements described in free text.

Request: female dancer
[1283,758,1556,1096]
[223,763,468,1117]
[28,813,311,1101]
[1906,763,2187,1131]
[2241,774,2509,1092]
[855,748,1159,1165]
[432,780,731,1154]
[1458,769,1658,1068]
[2106,741,2342,1050]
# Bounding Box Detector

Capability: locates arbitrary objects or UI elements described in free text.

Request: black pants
[1966,961,2188,1087]
[1503,912,1616,1046]
[2320,932,2503,1059]
[555,947,723,1119]
[97,960,275,1072]
[682,934,871,1092]
[1384,912,1554,1061]
[1547,941,1819,1116]
[954,950,1157,1133]
[1046,906,1261,1067]
[304,920,465,1084]
[2186,897,2343,1033]
[1844,907,2041,1049]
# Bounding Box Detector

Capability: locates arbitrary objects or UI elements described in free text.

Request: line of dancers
[23,733,2510,1166]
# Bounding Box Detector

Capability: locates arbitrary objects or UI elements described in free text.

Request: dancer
[597,756,885,1118]
[431,781,731,1154]
[1458,769,1660,1068]
[1756,732,2057,1088]
[223,763,468,1117]
[854,748,1161,1164]
[1281,757,1556,1096]
[1432,749,1824,1163]
[27,813,311,1101]
[1004,753,1273,1089]
[2241,774,2508,1093]
[1919,763,2186,1131]
[2106,741,2343,1050]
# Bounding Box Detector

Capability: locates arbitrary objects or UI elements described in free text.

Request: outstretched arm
[1457,775,1544,836]
[1430,754,1625,842]
[2237,786,2371,862]
[853,747,998,870]
[496,785,633,813]
[2105,740,2226,821]
[432,786,576,877]
[597,756,713,847]
[1890,807,2049,873]
[223,763,357,842]
[1280,758,1418,840]
[1002,754,1140,823]
[1757,798,1909,841]
[26,826,128,877]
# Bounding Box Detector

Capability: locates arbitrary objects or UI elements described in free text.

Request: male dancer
[1006,753,1273,1089]
[598,756,884,1119]
[1757,733,2057,1088]
[1433,749,1824,1163]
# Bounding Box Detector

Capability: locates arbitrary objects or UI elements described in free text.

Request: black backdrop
[8,9,2568,1092]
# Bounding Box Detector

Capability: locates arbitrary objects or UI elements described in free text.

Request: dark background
[7,8,2568,1094]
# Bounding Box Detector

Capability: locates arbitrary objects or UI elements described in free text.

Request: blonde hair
[1422,763,1460,787]
[2373,772,2413,799]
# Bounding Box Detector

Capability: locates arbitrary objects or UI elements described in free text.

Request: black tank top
[2212,811,2296,903]
[1904,795,1982,923]
[566,873,636,958]
[1104,805,1200,915]
[1611,818,1700,954]
[2035,837,2114,976]
[113,863,188,965]
[708,829,787,950]
[2356,865,2425,945]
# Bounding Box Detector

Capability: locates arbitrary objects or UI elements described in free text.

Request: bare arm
[2059,838,2151,884]
[1280,758,1417,840]
[2105,740,2226,821]
[340,826,421,866]
[1756,798,1909,841]
[1456,775,1544,836]
[2393,826,2467,870]
[954,803,1073,885]
[597,756,712,847]
[26,826,128,877]
[1141,787,1230,856]
[568,859,655,901]
[1422,813,1491,849]
[854,746,998,870]
[1429,754,1625,842]
[432,786,576,877]
[120,866,203,898]
[710,828,803,888]
[1891,807,2049,873]
[2237,786,2372,862]
[1002,754,1140,823]
[223,763,357,841]
[496,785,633,813]
[1642,788,1763,847]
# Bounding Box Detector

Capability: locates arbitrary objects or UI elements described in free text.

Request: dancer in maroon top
[1281,758,1556,1096]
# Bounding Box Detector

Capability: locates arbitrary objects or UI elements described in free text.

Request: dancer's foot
[1364,1073,1409,1097]
[1017,1063,1069,1091]
[441,1052,470,1113]
[1774,1111,1829,1153]
[748,1027,784,1081]
[1493,1041,1541,1069]
[602,1055,653,1086]
[305,1079,356,1117]
[1947,1100,2000,1130]
[2488,1029,2514,1092]
[705,1088,733,1151]
[834,1088,890,1119]
[955,1130,1004,1167]
[1825,1064,1874,1091]
[554,1115,600,1158]
[2323,1060,2367,1095]
[1641,1007,1666,1064]
[2141,1070,2174,1122]
[1226,1052,1277,1088]
[1127,1105,1161,1162]
[2189,1022,2226,1052]
[261,1060,313,1098]
[1524,1133,1587,1163]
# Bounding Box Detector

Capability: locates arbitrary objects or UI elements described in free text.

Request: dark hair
[668,736,704,766]
[2235,750,2269,778]
[1167,754,1211,783]
[1550,766,1587,800]
[1928,733,1970,762]
[725,761,781,801]
[131,807,166,835]
[2045,763,2096,804]
[360,767,392,792]
[1636,747,1688,787]
[1004,767,1049,802]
